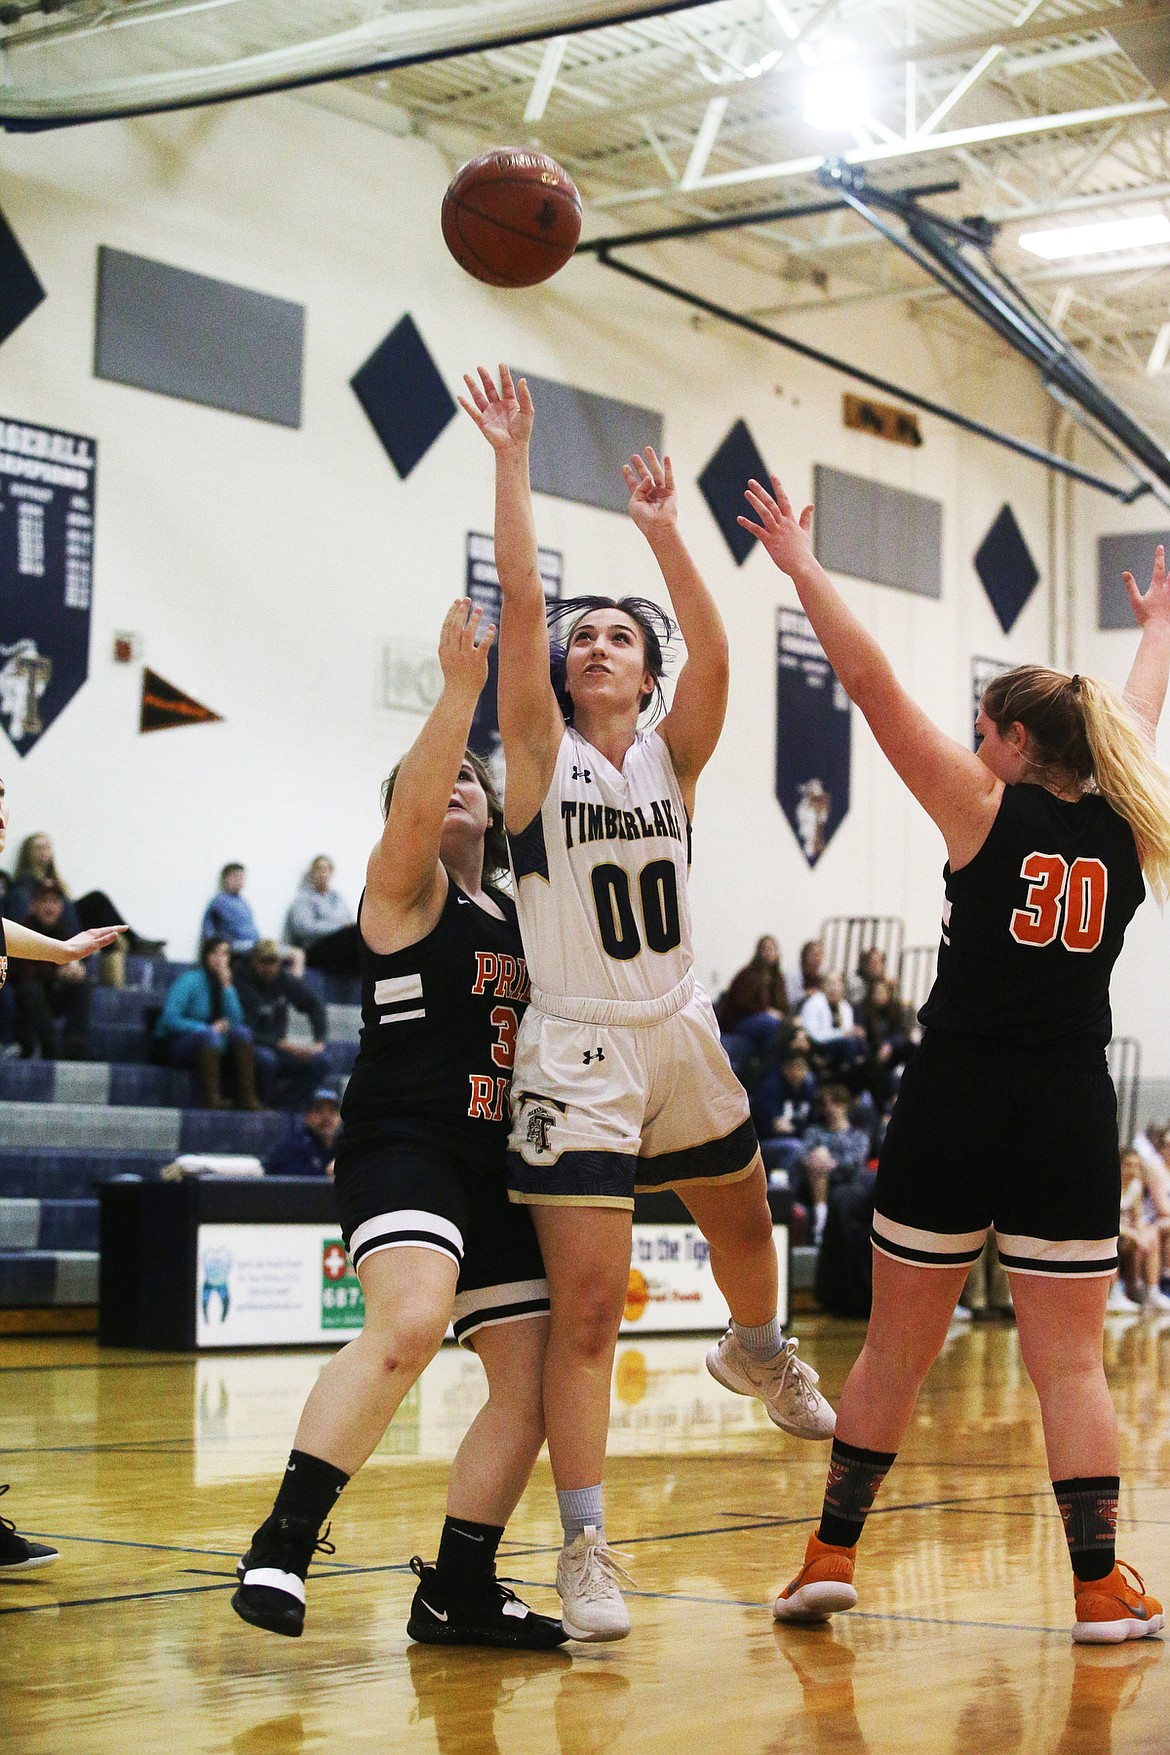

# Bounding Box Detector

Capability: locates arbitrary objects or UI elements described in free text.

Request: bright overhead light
[805,65,869,132]
[1018,214,1170,259]
[1149,322,1170,377]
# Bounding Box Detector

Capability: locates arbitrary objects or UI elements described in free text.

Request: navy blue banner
[466,531,562,791]
[0,416,95,755]
[775,606,851,866]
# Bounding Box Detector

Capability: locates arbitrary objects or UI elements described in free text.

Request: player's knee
[555,1289,623,1361]
[369,1310,446,1377]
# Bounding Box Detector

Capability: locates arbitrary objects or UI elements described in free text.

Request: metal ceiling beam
[577,179,960,252]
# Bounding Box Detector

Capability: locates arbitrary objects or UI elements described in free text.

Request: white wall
[0,93,1073,1007]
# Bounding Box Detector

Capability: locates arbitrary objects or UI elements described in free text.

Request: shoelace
[259,1516,335,1574]
[773,1340,822,1411]
[1117,1561,1147,1597]
[0,1483,16,1538]
[578,1539,636,1601]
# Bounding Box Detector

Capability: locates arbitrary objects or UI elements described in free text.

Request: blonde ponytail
[1080,675,1170,904]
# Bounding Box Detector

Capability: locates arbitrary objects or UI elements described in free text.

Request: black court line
[0,1580,237,1617]
[13,1530,367,1569]
[0,1438,196,1457]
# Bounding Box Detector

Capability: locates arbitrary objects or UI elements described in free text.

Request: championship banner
[775,605,851,866]
[0,416,96,754]
[466,531,561,786]
[971,655,1012,750]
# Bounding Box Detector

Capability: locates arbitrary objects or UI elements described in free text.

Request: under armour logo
[583,1047,606,1065]
[572,765,592,783]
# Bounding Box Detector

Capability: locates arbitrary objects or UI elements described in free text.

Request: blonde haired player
[742,470,1168,1647]
[460,365,834,1643]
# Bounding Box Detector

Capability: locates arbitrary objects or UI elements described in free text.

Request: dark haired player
[231,600,564,1651]
[461,366,835,1643]
[744,477,1169,1645]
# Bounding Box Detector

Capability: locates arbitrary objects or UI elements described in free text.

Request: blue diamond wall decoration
[699,419,771,566]
[975,504,1039,634]
[351,313,456,479]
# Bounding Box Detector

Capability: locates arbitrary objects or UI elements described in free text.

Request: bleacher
[0,954,360,1318]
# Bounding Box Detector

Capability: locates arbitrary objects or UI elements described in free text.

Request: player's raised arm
[459,365,563,826]
[366,600,494,922]
[625,449,728,805]
[740,475,1000,866]
[1121,545,1170,747]
[3,920,126,964]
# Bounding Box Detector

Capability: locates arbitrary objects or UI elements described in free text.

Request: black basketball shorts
[872,1033,1120,1278]
[333,1120,549,1347]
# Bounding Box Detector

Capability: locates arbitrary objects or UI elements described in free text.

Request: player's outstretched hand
[458,364,534,453]
[439,598,495,700]
[1123,544,1168,631]
[58,925,127,965]
[623,448,677,539]
[738,476,815,577]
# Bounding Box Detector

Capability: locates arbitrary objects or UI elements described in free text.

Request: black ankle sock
[817,1437,897,1549]
[271,1449,349,1536]
[1053,1475,1119,1584]
[434,1517,504,1590]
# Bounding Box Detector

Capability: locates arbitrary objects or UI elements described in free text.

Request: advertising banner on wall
[775,605,851,866]
[466,531,561,792]
[0,416,95,754]
[195,1221,788,1350]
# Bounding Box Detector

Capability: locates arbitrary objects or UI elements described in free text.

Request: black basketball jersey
[918,783,1144,1048]
[340,878,528,1142]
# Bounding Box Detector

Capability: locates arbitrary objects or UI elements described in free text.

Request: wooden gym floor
[1,1314,1168,1755]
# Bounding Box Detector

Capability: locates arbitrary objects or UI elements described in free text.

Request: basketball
[441,149,582,288]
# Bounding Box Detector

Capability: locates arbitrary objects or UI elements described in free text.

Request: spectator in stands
[861,977,916,1108]
[285,857,353,952]
[800,969,868,1083]
[201,863,260,953]
[1114,1148,1170,1310]
[791,938,825,1005]
[848,945,888,1006]
[718,935,788,1031]
[237,939,329,1109]
[154,937,261,1110]
[12,881,92,1060]
[8,832,163,979]
[753,1050,819,1180]
[796,1084,872,1245]
[265,1086,343,1179]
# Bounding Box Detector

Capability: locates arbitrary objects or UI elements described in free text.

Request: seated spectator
[9,832,162,967]
[848,944,888,1006]
[789,938,825,1006]
[237,939,329,1109]
[265,1086,342,1178]
[861,977,916,1107]
[796,1084,872,1244]
[718,934,788,1031]
[1115,1148,1170,1309]
[154,937,260,1110]
[799,969,868,1083]
[284,856,354,952]
[12,881,92,1060]
[754,1051,819,1180]
[201,863,260,953]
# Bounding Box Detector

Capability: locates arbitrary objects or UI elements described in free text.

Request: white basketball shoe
[556,1526,634,1642]
[706,1332,837,1439]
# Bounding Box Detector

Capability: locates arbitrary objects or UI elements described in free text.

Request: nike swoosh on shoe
[421,1600,448,1622]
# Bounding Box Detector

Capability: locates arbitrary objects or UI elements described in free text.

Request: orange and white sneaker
[773,1531,858,1624]
[1073,1562,1164,1644]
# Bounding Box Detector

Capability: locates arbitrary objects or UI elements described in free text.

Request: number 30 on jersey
[1010,852,1108,954]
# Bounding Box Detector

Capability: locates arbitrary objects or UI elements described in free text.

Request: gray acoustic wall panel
[520,371,662,514]
[94,246,304,428]
[1099,529,1169,629]
[812,464,942,598]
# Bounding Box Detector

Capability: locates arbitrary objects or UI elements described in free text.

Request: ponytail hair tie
[1070,673,1082,692]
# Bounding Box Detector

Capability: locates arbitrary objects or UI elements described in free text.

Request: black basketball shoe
[230,1515,335,1637]
[407,1555,569,1650]
[0,1486,59,1576]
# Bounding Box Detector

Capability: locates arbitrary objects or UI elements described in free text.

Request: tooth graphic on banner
[0,416,96,754]
[775,606,851,867]
[140,668,223,734]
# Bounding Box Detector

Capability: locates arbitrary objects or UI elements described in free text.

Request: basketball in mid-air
[441,149,582,288]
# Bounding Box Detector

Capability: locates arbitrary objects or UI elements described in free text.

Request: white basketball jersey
[508,726,694,1005]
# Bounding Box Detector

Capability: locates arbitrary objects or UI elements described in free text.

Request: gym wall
[5,93,1153,1059]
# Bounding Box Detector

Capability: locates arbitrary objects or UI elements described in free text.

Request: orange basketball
[441,149,582,288]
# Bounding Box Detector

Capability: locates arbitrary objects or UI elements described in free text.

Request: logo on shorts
[583,1047,605,1065]
[526,1106,557,1156]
